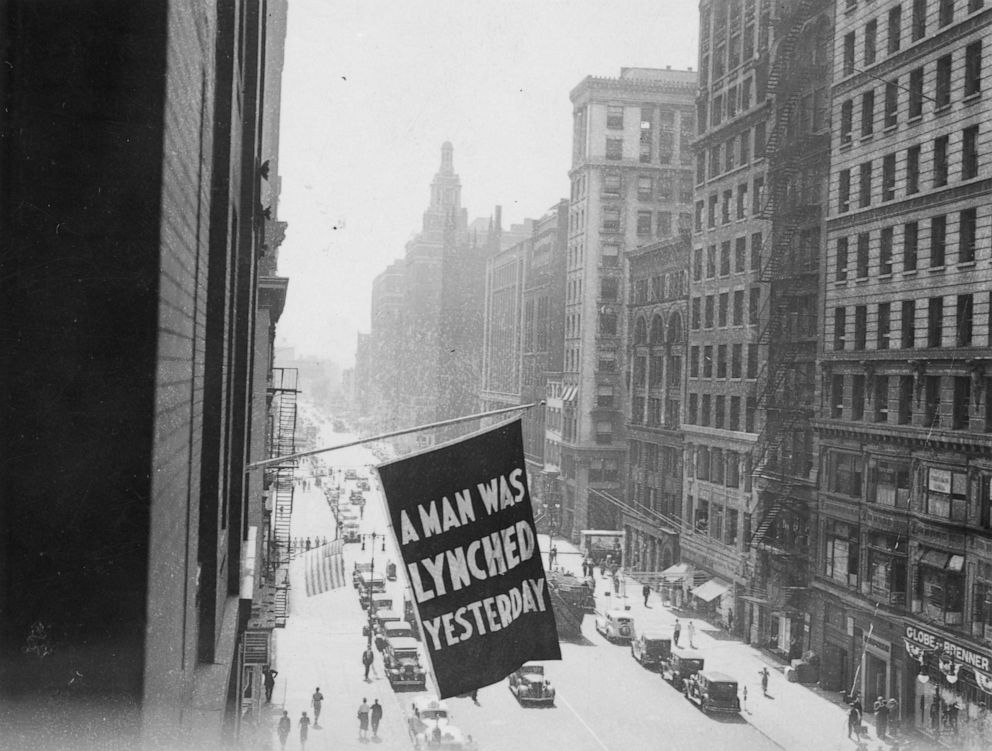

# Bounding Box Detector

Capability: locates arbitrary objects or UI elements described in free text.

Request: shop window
[868,458,910,507]
[825,520,860,587]
[972,571,992,642]
[925,468,968,521]
[915,551,965,626]
[825,450,863,498]
[868,534,907,606]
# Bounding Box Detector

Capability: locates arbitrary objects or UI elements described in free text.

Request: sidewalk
[541,534,896,751]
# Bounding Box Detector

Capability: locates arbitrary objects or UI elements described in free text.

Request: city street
[257,412,885,751]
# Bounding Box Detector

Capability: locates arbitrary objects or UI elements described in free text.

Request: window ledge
[964,92,982,105]
[903,269,918,277]
[834,279,849,286]
[935,104,952,116]
[855,276,870,284]
[884,123,898,133]
[928,265,946,273]
[861,133,875,144]
[908,115,923,126]
[879,273,893,281]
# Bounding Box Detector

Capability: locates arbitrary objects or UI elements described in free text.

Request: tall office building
[810,1,992,740]
[560,67,696,538]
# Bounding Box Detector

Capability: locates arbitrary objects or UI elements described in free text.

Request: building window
[880,227,893,275]
[605,138,623,160]
[706,244,716,278]
[841,100,853,144]
[704,296,715,328]
[739,130,751,165]
[749,286,760,325]
[602,243,619,267]
[936,55,952,110]
[603,171,621,196]
[907,145,920,194]
[934,135,949,187]
[722,189,732,224]
[928,296,943,347]
[915,551,965,626]
[597,384,615,408]
[730,343,742,378]
[599,311,618,335]
[939,0,955,26]
[691,297,701,329]
[825,520,860,587]
[836,237,849,281]
[972,572,992,642]
[852,374,866,419]
[720,241,731,276]
[862,89,875,137]
[595,420,613,444]
[874,376,890,422]
[855,306,868,350]
[751,232,762,271]
[859,161,872,207]
[956,294,974,346]
[963,126,979,179]
[904,221,918,271]
[735,237,747,273]
[718,292,729,327]
[703,345,713,378]
[745,396,756,432]
[708,194,717,227]
[736,183,748,220]
[690,345,700,378]
[898,375,913,424]
[657,212,672,237]
[637,211,652,236]
[959,208,977,263]
[965,41,983,97]
[607,104,624,129]
[925,375,942,426]
[888,5,902,53]
[878,302,891,349]
[857,232,870,278]
[931,215,946,267]
[909,67,924,118]
[714,395,726,429]
[602,207,620,232]
[733,290,744,325]
[882,153,896,201]
[717,344,727,378]
[867,534,908,605]
[695,200,704,231]
[688,393,698,423]
[747,343,758,379]
[902,299,916,348]
[843,32,856,76]
[637,175,653,199]
[834,307,847,351]
[885,79,899,128]
[730,396,741,430]
[865,19,878,65]
[701,394,711,426]
[953,376,971,429]
[838,169,851,212]
[831,374,844,418]
[912,0,927,41]
[826,451,863,498]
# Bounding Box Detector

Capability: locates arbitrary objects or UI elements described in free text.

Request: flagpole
[246,401,544,471]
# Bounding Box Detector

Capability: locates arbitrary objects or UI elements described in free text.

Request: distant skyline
[276,0,698,365]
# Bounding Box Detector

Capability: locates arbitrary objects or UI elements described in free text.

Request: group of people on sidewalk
[846,691,902,746]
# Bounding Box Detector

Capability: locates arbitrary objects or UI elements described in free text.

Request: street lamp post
[363,531,388,651]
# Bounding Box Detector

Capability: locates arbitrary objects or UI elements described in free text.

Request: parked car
[365,592,393,613]
[630,632,671,669]
[344,468,358,480]
[660,646,705,691]
[356,571,386,596]
[404,597,421,640]
[350,490,365,505]
[381,620,414,641]
[384,636,427,689]
[594,609,635,643]
[508,663,555,705]
[354,561,374,588]
[358,479,370,491]
[684,671,741,714]
[342,522,361,543]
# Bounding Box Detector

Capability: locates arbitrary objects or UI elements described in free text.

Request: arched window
[634,317,648,345]
[649,314,665,345]
[667,312,684,343]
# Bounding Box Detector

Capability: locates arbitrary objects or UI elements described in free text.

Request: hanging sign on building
[904,624,992,676]
[377,419,561,699]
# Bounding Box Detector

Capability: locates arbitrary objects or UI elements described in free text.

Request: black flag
[377,419,561,698]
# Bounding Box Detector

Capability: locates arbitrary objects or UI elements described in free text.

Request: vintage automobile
[356,571,386,596]
[409,697,457,748]
[404,598,421,640]
[508,663,555,705]
[660,646,705,691]
[342,522,361,543]
[594,609,635,643]
[386,561,397,581]
[412,723,469,750]
[363,608,401,637]
[365,592,393,613]
[384,636,427,689]
[357,478,370,491]
[354,561,374,588]
[684,670,741,714]
[344,468,358,480]
[382,620,414,640]
[350,490,365,505]
[630,631,671,669]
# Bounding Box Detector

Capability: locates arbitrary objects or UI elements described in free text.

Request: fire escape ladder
[267,368,298,628]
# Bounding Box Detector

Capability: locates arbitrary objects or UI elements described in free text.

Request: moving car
[350,490,365,505]
[508,663,555,705]
[342,522,361,543]
[357,479,370,491]
[384,636,427,689]
[684,671,741,714]
[660,646,705,691]
[630,632,671,669]
[594,610,635,643]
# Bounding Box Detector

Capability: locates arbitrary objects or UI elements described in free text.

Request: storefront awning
[692,578,730,602]
[919,547,964,571]
[660,563,691,581]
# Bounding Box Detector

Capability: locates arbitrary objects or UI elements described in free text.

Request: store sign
[904,624,992,675]
[928,468,952,494]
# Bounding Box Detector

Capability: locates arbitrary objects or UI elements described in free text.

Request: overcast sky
[276,0,699,366]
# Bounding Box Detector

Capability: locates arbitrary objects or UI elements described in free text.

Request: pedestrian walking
[875,695,890,737]
[759,666,770,696]
[742,685,748,713]
[673,618,681,647]
[277,711,291,750]
[687,619,696,648]
[360,500,365,520]
[362,646,374,681]
[370,698,383,738]
[305,537,312,551]
[357,697,370,740]
[311,687,324,727]
[262,666,278,703]
[549,545,558,567]
[847,703,862,739]
[612,572,620,595]
[299,711,311,748]
[642,583,651,607]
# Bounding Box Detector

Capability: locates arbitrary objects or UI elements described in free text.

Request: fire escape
[267,367,298,627]
[745,0,830,615]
